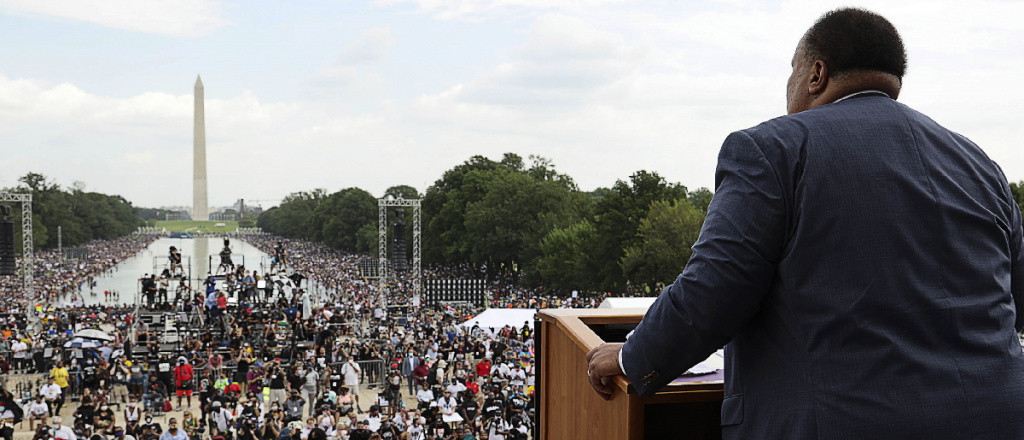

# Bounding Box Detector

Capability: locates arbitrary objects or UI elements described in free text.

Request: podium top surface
[539,307,649,324]
[539,307,724,396]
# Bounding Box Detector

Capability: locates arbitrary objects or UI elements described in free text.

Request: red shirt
[465,380,479,395]
[476,361,491,377]
[217,296,227,309]
[175,364,194,386]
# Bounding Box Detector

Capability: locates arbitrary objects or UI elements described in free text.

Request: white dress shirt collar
[833,89,891,104]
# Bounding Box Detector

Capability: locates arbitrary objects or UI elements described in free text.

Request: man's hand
[585,342,624,401]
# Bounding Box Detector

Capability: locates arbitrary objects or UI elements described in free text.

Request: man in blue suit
[586,8,1024,439]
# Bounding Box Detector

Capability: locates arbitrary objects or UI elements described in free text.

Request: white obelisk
[193,75,209,221]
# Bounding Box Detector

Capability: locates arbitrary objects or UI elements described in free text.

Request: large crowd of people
[0,231,617,440]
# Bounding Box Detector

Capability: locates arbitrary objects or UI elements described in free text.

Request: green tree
[422,155,507,265]
[587,171,689,290]
[463,166,579,280]
[621,198,705,290]
[2,173,142,252]
[537,219,598,292]
[1010,181,1024,214]
[688,187,714,214]
[257,190,327,238]
[310,188,377,251]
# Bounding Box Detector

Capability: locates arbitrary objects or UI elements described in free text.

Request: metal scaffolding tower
[377,197,421,307]
[0,193,33,297]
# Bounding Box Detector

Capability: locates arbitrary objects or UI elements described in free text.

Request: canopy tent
[461,308,536,339]
[598,297,657,309]
[64,337,101,348]
[73,329,112,341]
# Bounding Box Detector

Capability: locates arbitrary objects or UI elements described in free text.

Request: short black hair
[802,8,907,82]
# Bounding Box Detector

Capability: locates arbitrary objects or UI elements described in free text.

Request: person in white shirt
[28,396,48,430]
[436,390,463,423]
[416,384,434,410]
[40,379,61,417]
[405,417,425,440]
[525,362,536,388]
[485,416,511,440]
[50,417,76,440]
[210,401,234,433]
[508,365,526,388]
[446,381,466,396]
[364,407,382,432]
[339,357,362,412]
[374,392,389,413]
[11,340,28,371]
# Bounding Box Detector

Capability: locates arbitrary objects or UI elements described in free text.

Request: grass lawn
[156,220,240,233]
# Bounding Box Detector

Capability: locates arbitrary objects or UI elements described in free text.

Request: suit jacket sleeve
[1000,170,1024,332]
[621,130,788,396]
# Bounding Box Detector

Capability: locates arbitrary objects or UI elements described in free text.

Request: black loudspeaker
[0,220,15,276]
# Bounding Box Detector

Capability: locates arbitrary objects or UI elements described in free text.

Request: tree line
[2,173,144,253]
[258,153,713,294]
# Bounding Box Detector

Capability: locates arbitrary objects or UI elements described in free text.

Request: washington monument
[193,75,209,221]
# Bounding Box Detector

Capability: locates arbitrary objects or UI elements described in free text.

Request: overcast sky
[1,0,1022,209]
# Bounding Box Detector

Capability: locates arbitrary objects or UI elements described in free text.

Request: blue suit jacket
[622,94,1024,439]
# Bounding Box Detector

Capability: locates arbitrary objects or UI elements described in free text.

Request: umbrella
[64,337,101,348]
[73,329,112,342]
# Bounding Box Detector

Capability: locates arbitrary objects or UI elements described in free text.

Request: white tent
[598,297,657,309]
[461,308,536,338]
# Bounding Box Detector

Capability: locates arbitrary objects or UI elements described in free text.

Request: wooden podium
[537,308,724,440]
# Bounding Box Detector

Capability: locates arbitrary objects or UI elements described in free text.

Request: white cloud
[4,0,1024,208]
[308,26,394,94]
[372,0,627,21]
[457,14,649,105]
[0,0,228,37]
[338,26,396,65]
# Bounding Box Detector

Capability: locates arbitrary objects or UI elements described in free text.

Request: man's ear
[808,60,829,95]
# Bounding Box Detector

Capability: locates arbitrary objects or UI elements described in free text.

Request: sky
[1,0,1022,209]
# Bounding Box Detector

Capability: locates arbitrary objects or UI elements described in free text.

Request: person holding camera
[259,408,281,440]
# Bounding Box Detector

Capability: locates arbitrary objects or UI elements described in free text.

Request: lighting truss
[377,197,421,307]
[0,193,33,296]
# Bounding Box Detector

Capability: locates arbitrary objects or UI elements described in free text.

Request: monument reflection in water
[80,237,270,307]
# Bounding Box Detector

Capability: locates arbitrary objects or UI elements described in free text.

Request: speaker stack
[0,218,15,276]
[424,279,486,307]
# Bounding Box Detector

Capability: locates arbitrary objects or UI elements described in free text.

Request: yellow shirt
[51,367,69,388]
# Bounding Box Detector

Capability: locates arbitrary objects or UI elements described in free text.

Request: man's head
[787,8,906,114]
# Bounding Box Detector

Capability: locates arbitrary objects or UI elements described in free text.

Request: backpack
[427,367,439,386]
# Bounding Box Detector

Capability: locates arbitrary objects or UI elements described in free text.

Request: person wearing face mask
[401,352,419,396]
[124,399,141,436]
[158,417,186,440]
[283,392,305,423]
[209,401,234,435]
[376,420,399,440]
[300,418,315,440]
[95,403,115,434]
[182,411,199,440]
[50,416,76,440]
[140,414,163,440]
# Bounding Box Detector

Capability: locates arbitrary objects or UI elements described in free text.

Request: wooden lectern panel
[538,308,723,440]
[541,318,640,440]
